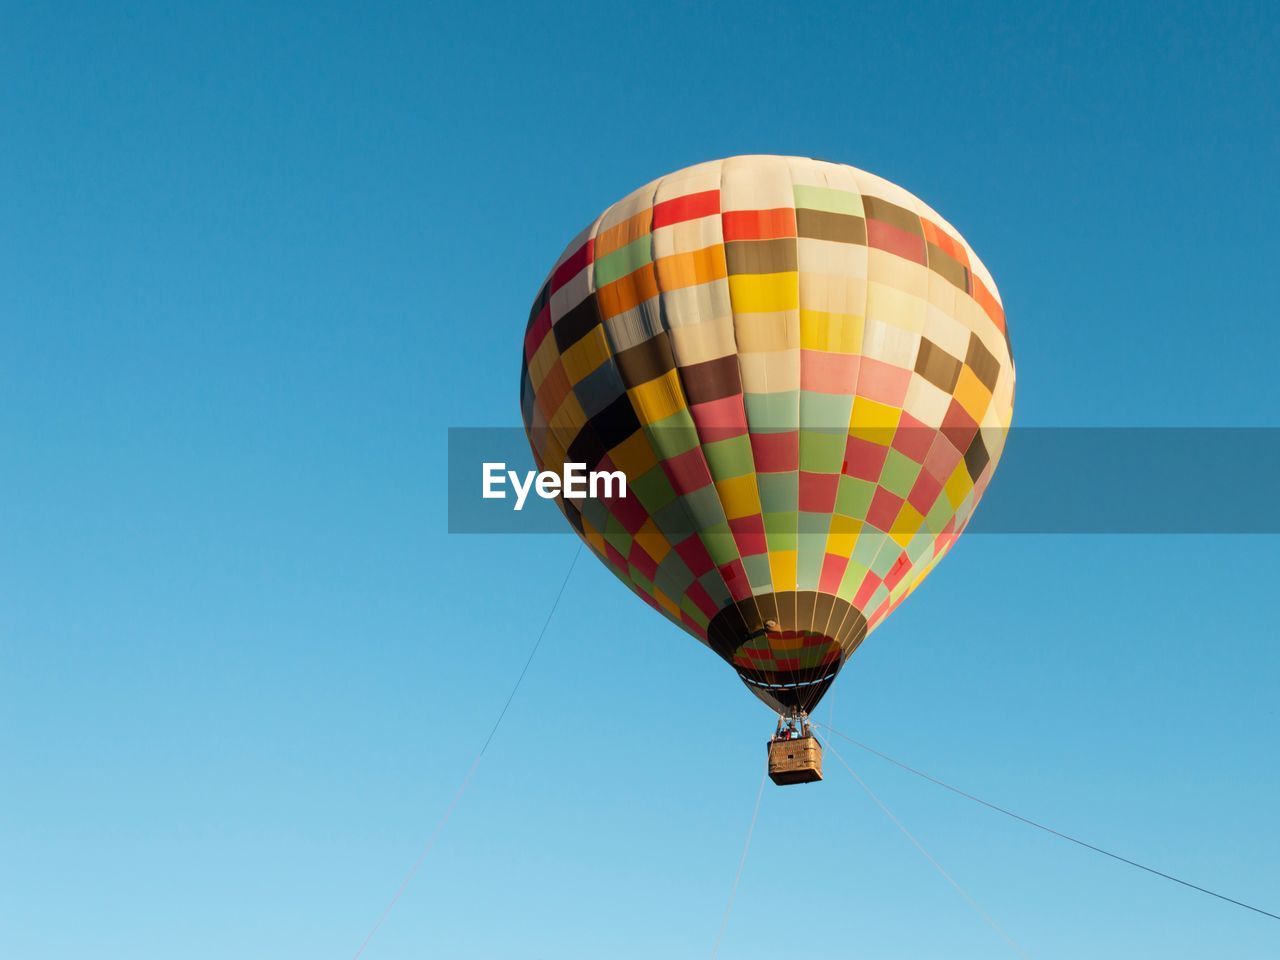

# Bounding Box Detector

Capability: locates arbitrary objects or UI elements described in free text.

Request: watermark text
[482,462,626,511]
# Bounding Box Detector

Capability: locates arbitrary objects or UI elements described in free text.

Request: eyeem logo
[482,462,626,511]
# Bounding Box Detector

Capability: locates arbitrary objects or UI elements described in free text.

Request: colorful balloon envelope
[520,156,1014,714]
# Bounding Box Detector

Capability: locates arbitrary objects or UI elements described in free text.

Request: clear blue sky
[3,2,1278,958]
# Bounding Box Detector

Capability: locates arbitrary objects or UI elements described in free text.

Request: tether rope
[815,720,1280,923]
[711,765,769,960]
[818,733,1030,958]
[350,543,583,959]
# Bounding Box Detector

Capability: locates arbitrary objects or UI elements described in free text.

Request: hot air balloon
[519,156,1013,784]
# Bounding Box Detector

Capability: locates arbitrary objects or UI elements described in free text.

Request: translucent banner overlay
[447,427,1280,534]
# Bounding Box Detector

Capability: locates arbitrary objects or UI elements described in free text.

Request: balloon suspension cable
[711,765,768,960]
[816,731,1030,959]
[814,719,1280,924]
[349,543,583,960]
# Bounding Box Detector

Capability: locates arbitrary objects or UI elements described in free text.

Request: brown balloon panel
[707,591,868,714]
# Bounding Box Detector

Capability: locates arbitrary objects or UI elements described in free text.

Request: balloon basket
[767,727,823,786]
